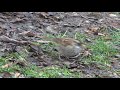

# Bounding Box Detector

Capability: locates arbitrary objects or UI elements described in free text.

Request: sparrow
[51,38,83,59]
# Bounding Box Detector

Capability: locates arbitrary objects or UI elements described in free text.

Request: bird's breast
[59,45,82,57]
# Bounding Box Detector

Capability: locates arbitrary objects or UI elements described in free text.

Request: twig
[0,35,33,45]
[0,35,51,46]
[62,24,81,28]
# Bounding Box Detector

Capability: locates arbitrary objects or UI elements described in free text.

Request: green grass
[0,45,81,78]
[0,55,80,78]
[23,65,80,78]
[81,29,119,69]
[110,31,120,46]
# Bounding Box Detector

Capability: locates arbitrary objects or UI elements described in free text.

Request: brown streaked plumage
[42,36,83,59]
[52,38,81,46]
[51,38,83,58]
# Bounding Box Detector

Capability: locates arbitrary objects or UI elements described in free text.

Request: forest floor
[0,12,120,78]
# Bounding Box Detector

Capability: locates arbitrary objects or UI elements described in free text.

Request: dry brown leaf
[90,27,99,32]
[19,31,36,37]
[14,72,21,78]
[83,50,92,56]
[88,27,103,36]
[36,40,51,43]
[104,36,112,40]
[25,31,35,37]
[2,72,12,78]
[112,58,118,60]
[85,27,100,35]
[11,17,24,23]
[1,62,13,68]
[39,12,48,18]
[109,14,117,17]
[84,30,92,34]
[72,12,79,16]
[98,33,105,36]
[85,38,92,42]
[18,74,25,78]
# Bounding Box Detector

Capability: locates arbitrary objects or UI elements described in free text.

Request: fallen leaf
[72,12,79,16]
[14,72,21,78]
[25,31,36,37]
[84,30,92,34]
[2,62,13,68]
[39,12,48,18]
[19,31,36,37]
[85,38,92,42]
[98,33,105,36]
[109,14,117,17]
[88,27,103,36]
[85,27,100,35]
[112,58,118,61]
[2,72,12,78]
[85,20,90,23]
[11,17,24,23]
[18,74,25,78]
[83,50,92,56]
[90,27,99,32]
[36,40,51,43]
[104,37,112,40]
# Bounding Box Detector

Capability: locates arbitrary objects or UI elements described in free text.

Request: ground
[0,12,120,78]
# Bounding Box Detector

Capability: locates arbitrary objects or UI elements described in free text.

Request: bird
[50,38,83,60]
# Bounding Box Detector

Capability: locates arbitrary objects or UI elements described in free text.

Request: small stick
[0,35,34,45]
